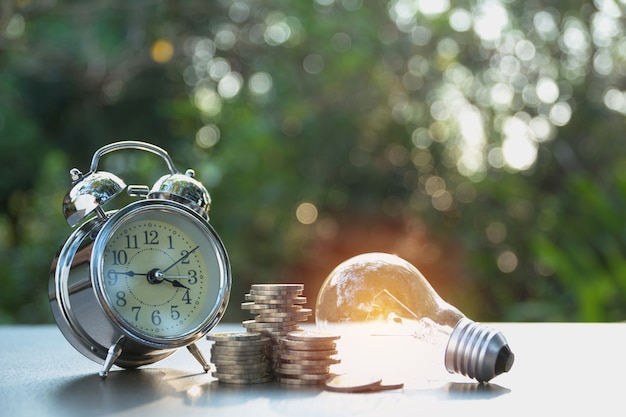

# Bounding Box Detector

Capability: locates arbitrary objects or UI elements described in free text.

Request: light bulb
[315,252,514,383]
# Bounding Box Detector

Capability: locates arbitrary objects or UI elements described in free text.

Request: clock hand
[113,245,200,282]
[164,279,189,290]
[115,271,191,280]
[162,246,200,273]
[114,271,148,277]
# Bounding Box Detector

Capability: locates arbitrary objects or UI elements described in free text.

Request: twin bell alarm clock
[49,141,231,377]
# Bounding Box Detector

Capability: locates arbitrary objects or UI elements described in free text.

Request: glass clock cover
[92,200,229,346]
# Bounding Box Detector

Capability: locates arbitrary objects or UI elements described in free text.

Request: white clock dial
[97,204,226,340]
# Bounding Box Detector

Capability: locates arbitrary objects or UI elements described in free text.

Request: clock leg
[99,336,126,378]
[186,343,210,373]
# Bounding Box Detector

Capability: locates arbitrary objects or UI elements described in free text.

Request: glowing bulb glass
[316,253,514,383]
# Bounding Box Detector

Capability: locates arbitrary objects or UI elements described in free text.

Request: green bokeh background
[2,0,626,323]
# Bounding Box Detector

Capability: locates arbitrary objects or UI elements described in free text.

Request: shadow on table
[440,382,511,400]
[51,369,510,416]
[51,368,320,415]
[51,368,186,415]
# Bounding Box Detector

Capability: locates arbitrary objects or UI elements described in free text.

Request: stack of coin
[206,331,272,384]
[274,330,341,386]
[241,283,312,365]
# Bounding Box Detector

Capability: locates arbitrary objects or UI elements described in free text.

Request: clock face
[93,201,229,342]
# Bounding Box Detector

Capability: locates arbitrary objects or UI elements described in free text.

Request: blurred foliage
[2,0,626,324]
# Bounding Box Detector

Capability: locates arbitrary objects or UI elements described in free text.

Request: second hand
[162,245,200,273]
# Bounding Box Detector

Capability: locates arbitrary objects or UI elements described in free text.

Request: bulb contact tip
[444,318,514,383]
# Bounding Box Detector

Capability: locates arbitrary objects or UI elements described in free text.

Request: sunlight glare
[417,0,449,16]
[473,1,509,42]
[502,116,537,171]
[456,104,486,177]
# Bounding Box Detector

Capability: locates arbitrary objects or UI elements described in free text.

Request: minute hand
[162,245,200,273]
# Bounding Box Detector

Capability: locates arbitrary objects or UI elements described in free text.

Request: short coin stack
[206,332,272,384]
[275,330,341,386]
[241,283,312,366]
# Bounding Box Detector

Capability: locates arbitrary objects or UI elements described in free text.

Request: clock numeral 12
[143,230,159,245]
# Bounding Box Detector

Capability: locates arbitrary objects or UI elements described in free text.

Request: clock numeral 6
[128,306,180,324]
[151,310,162,326]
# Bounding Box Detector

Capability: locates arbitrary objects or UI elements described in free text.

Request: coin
[324,374,383,393]
[244,305,304,314]
[210,345,267,356]
[250,288,302,296]
[279,357,341,367]
[242,320,300,331]
[251,283,304,291]
[255,309,308,318]
[278,349,338,359]
[208,339,270,348]
[240,301,272,309]
[252,329,297,338]
[207,331,266,342]
[214,374,273,384]
[370,381,405,392]
[245,293,304,301]
[213,369,270,378]
[253,316,297,324]
[286,330,341,342]
[244,294,307,304]
[213,362,270,372]
[211,356,268,366]
[254,314,310,323]
[280,338,336,351]
[274,365,330,376]
[275,370,332,381]
[242,319,298,327]
[276,376,327,386]
[215,361,271,370]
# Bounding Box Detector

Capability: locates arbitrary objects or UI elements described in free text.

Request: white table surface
[1,322,624,416]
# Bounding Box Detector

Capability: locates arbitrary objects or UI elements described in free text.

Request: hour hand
[164,278,189,290]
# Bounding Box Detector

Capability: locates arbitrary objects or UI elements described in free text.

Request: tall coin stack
[275,330,341,386]
[241,283,312,371]
[206,332,272,384]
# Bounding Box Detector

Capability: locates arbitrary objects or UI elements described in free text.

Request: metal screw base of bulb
[444,318,514,383]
